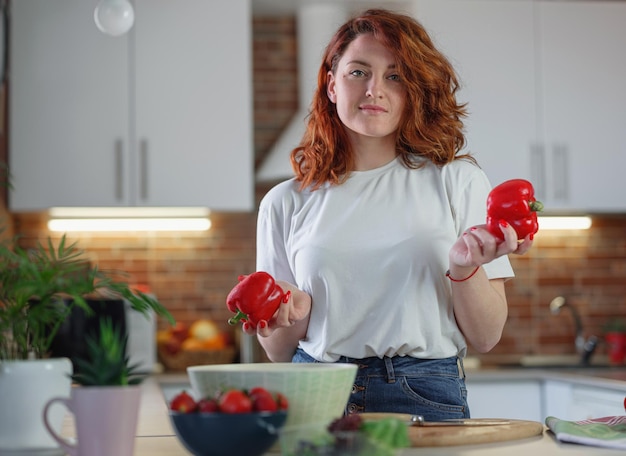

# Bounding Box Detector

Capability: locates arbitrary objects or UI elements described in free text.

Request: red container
[605,332,626,365]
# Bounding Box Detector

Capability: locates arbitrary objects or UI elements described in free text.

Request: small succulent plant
[604,319,626,334]
[70,317,145,386]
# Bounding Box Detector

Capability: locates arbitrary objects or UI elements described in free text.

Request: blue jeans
[292,348,470,421]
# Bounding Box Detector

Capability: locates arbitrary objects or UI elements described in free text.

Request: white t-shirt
[256,156,514,362]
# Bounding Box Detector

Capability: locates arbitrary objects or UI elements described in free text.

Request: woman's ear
[326,71,337,103]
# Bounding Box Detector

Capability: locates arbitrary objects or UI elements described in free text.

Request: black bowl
[169,410,288,456]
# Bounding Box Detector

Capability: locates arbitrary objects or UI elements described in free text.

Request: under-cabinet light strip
[48,207,210,218]
[48,217,211,232]
[47,207,211,232]
[537,216,592,230]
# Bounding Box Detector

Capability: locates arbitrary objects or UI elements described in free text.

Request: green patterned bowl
[187,363,357,427]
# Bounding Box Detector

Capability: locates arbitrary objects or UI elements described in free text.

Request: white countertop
[465,366,626,391]
[60,367,625,455]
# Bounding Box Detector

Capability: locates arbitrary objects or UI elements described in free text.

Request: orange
[181,338,208,351]
[156,329,172,346]
[202,335,227,350]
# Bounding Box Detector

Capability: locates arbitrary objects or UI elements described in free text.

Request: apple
[170,322,190,343]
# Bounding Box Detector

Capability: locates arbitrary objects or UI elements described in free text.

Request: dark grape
[327,414,363,432]
[287,414,384,456]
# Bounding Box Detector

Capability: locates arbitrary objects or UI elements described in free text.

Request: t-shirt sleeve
[446,161,515,280]
[256,183,297,284]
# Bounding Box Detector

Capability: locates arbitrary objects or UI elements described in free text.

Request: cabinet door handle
[115,139,124,201]
[530,143,546,200]
[553,144,569,201]
[139,139,148,201]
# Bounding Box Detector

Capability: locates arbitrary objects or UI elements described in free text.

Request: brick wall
[489,216,626,362]
[252,16,298,167]
[10,17,626,363]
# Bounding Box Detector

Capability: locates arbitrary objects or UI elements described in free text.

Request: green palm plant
[0,233,174,360]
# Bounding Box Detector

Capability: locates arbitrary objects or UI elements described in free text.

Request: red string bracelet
[445,266,480,282]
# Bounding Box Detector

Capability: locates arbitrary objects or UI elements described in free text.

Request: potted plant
[603,319,626,365]
[0,233,174,453]
[43,317,148,456]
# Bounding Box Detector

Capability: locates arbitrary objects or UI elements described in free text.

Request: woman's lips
[359,104,387,113]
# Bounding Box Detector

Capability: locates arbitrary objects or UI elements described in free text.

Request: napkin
[545,416,626,450]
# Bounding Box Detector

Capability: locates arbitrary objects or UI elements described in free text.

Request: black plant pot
[48,298,128,373]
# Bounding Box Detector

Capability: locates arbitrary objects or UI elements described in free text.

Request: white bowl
[187,363,357,427]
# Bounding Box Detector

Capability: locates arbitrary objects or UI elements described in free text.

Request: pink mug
[43,385,141,456]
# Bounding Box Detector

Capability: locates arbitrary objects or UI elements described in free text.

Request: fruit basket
[157,318,238,370]
[158,345,237,371]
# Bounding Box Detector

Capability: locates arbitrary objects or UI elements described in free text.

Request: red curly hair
[291,9,472,190]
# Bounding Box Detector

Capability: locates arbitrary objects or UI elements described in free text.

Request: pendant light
[94,0,135,37]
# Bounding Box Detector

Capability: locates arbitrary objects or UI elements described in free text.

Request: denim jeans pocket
[399,375,468,419]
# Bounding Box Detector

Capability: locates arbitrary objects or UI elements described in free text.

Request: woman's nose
[366,78,383,98]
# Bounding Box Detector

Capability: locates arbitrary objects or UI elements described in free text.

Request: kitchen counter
[62,370,625,455]
[114,369,626,456]
[466,366,626,389]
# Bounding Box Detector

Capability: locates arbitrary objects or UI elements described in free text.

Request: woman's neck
[350,134,398,171]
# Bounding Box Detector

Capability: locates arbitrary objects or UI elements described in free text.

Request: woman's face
[327,33,406,142]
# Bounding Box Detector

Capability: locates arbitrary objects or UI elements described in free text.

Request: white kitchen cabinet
[466,378,543,421]
[10,0,253,211]
[468,375,626,422]
[413,0,626,213]
[413,0,536,195]
[537,2,626,213]
[544,380,626,421]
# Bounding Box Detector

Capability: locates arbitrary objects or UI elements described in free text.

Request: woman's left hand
[240,281,311,337]
[449,221,533,269]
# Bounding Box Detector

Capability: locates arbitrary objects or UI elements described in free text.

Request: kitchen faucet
[549,296,598,365]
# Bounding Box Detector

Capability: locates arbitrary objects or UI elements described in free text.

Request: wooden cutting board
[360,413,544,447]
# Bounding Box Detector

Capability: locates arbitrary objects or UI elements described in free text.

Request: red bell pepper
[226,271,291,328]
[486,179,543,241]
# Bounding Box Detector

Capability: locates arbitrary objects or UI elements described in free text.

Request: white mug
[0,358,72,452]
[43,385,141,456]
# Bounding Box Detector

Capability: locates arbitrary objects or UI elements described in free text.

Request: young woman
[243,9,533,420]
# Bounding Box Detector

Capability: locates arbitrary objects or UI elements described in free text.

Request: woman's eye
[350,69,366,77]
[388,74,401,82]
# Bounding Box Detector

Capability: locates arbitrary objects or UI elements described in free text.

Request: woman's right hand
[241,281,312,338]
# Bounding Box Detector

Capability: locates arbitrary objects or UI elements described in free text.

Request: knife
[410,415,511,427]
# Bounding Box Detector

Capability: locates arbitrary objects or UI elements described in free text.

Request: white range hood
[256,2,349,182]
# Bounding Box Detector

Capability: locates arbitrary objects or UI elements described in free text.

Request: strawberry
[170,390,197,413]
[197,397,219,413]
[276,392,289,410]
[218,389,253,414]
[249,386,278,412]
